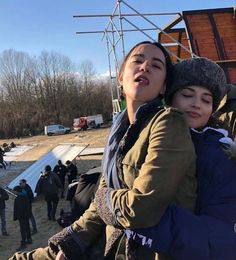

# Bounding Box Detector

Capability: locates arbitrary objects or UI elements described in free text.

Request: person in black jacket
[71,167,101,219]
[19,179,37,234]
[0,147,6,169]
[13,185,32,251]
[65,160,78,184]
[0,186,9,236]
[35,165,62,221]
[53,160,67,198]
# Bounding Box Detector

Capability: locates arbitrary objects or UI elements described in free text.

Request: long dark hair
[118,41,174,90]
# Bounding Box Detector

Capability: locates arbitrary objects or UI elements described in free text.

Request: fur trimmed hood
[191,127,236,160]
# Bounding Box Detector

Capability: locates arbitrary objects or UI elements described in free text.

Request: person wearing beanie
[165,57,227,111]
[13,185,32,251]
[125,57,236,259]
[35,165,62,221]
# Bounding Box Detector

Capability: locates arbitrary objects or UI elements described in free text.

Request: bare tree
[0,49,112,138]
[0,49,37,137]
[78,60,96,115]
[37,51,78,124]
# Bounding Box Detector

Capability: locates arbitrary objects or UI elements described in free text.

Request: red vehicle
[73,114,103,131]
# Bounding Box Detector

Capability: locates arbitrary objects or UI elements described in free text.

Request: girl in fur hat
[125,57,236,260]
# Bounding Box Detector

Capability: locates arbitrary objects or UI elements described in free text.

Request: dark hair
[118,41,174,91]
[13,185,22,193]
[20,179,26,183]
[65,160,71,165]
[45,165,51,172]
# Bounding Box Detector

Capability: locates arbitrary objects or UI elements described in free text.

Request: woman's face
[119,44,167,106]
[172,86,213,128]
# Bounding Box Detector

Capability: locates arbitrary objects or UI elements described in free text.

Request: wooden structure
[159,7,236,84]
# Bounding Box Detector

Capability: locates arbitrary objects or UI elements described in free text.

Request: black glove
[48,226,83,260]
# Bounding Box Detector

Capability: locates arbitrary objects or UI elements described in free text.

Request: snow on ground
[3,145,36,162]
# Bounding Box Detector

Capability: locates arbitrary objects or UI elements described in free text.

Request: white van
[44,124,71,136]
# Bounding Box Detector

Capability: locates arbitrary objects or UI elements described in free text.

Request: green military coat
[10,107,196,260]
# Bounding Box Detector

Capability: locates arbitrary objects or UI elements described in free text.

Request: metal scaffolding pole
[73,0,197,108]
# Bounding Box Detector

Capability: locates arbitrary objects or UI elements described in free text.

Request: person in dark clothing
[53,160,67,198]
[65,160,78,184]
[58,168,101,228]
[71,167,101,219]
[19,179,37,234]
[35,165,62,221]
[0,147,6,169]
[10,142,16,148]
[0,186,9,236]
[13,185,32,251]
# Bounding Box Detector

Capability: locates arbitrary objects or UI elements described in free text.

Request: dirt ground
[0,127,110,259]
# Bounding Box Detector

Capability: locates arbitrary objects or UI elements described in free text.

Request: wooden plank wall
[158,29,192,63]
[228,66,236,83]
[184,13,220,60]
[183,8,236,84]
[214,12,236,60]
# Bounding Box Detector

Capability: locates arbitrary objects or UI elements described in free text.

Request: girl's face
[172,86,213,128]
[119,44,167,106]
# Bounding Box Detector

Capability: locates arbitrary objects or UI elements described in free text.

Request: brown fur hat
[165,57,227,110]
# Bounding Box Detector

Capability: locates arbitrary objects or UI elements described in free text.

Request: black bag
[57,209,75,228]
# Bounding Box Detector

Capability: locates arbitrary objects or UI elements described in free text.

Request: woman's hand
[56,250,66,260]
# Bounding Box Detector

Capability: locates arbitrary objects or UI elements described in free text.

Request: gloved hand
[48,226,83,260]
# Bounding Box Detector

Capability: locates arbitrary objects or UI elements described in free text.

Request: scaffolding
[73,0,197,110]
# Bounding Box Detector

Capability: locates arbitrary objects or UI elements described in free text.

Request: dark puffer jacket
[35,171,62,199]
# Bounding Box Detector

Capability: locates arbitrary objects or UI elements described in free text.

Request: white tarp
[7,144,88,195]
[4,145,35,162]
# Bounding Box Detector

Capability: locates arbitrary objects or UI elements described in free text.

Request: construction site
[73,1,236,111]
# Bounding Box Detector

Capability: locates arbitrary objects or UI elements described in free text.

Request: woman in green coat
[10,41,196,260]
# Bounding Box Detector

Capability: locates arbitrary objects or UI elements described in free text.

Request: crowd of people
[34,160,79,222]
[0,159,79,251]
[0,179,36,251]
[1,40,235,259]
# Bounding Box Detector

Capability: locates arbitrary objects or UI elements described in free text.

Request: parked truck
[73,114,103,131]
[44,124,71,136]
